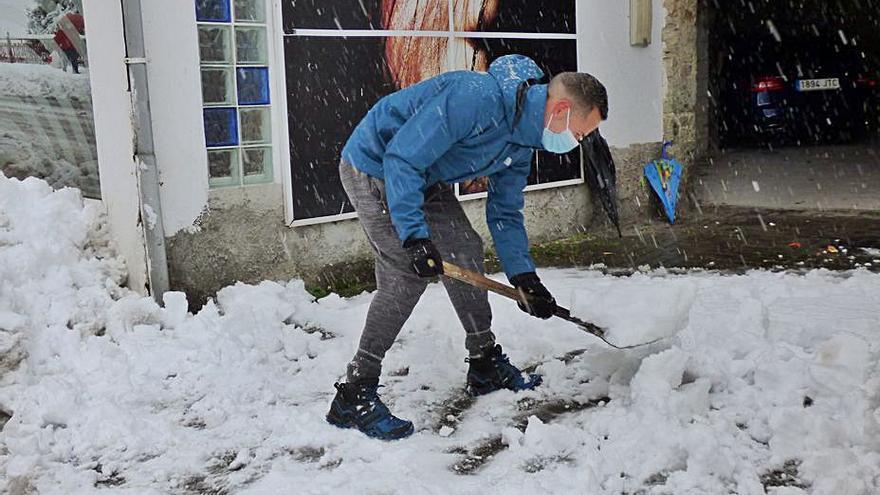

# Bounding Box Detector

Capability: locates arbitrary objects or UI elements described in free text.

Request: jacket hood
[487,54,547,148]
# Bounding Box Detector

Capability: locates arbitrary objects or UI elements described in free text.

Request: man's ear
[552,99,572,115]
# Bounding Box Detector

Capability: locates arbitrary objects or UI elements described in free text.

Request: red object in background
[751,76,786,92]
[53,13,85,51]
[855,75,878,89]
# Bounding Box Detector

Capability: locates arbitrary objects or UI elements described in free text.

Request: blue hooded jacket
[342,55,549,279]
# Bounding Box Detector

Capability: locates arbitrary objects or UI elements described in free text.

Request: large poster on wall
[282,0,579,222]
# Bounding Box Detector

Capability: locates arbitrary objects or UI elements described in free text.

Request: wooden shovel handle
[441,261,635,348]
[441,261,524,303]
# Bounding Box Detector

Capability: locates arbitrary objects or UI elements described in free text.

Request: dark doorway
[707,0,880,149]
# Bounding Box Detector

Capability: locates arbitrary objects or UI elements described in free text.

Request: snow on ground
[1,173,879,494]
[0,63,91,100]
[0,63,99,198]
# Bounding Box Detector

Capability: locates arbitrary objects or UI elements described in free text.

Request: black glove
[509,272,557,319]
[403,237,443,278]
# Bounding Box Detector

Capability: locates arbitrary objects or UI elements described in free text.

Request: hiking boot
[466,344,543,396]
[325,380,414,440]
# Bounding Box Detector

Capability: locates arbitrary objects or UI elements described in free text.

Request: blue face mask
[541,108,580,154]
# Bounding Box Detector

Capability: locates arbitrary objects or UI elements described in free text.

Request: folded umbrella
[644,141,683,224]
[582,129,622,237]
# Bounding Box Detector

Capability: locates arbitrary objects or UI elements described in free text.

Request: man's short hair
[550,72,609,120]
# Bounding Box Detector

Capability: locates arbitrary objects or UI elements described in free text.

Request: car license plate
[796,78,840,91]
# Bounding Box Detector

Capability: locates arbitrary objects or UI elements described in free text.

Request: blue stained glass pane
[203,108,238,147]
[196,0,231,22]
[237,67,270,105]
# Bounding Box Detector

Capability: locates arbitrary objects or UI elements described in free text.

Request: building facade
[80,0,700,305]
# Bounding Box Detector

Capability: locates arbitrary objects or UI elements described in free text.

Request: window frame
[198,0,276,188]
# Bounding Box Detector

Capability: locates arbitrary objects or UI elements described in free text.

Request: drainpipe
[120,0,170,303]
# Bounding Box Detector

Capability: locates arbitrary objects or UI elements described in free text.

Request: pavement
[694,143,880,212]
[528,206,880,275]
[524,140,880,275]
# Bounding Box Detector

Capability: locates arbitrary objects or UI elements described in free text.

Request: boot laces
[337,382,387,411]
[466,344,507,364]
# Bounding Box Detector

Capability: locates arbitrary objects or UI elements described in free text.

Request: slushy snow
[0,63,91,100]
[0,63,99,198]
[1,172,879,494]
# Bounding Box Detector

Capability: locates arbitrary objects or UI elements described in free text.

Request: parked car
[718,27,878,146]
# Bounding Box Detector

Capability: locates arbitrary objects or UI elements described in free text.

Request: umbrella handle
[661,140,673,159]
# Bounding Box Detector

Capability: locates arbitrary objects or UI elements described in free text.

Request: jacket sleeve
[486,159,536,279]
[383,88,474,244]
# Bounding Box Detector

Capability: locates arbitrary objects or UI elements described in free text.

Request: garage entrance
[698,0,880,212]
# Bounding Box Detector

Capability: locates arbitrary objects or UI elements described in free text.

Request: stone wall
[660,0,709,218]
[606,142,664,226]
[586,0,710,230]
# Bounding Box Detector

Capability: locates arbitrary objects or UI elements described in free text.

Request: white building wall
[140,0,210,236]
[81,0,149,294]
[577,0,666,147]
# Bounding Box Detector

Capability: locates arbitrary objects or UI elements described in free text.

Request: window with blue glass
[237,68,270,105]
[203,108,238,146]
[197,0,273,187]
[196,0,231,22]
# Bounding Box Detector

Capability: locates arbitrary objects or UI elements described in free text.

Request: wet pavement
[536,141,880,275]
[695,143,880,212]
[530,207,880,274]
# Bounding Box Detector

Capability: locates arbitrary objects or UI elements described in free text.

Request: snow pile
[530,269,880,494]
[566,272,698,345]
[0,173,127,490]
[0,173,125,364]
[1,173,880,494]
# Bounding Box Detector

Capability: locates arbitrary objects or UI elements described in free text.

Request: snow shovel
[440,261,660,349]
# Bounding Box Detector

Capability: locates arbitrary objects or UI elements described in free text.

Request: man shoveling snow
[327,54,608,440]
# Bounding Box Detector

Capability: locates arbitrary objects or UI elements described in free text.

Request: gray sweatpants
[339,160,496,383]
